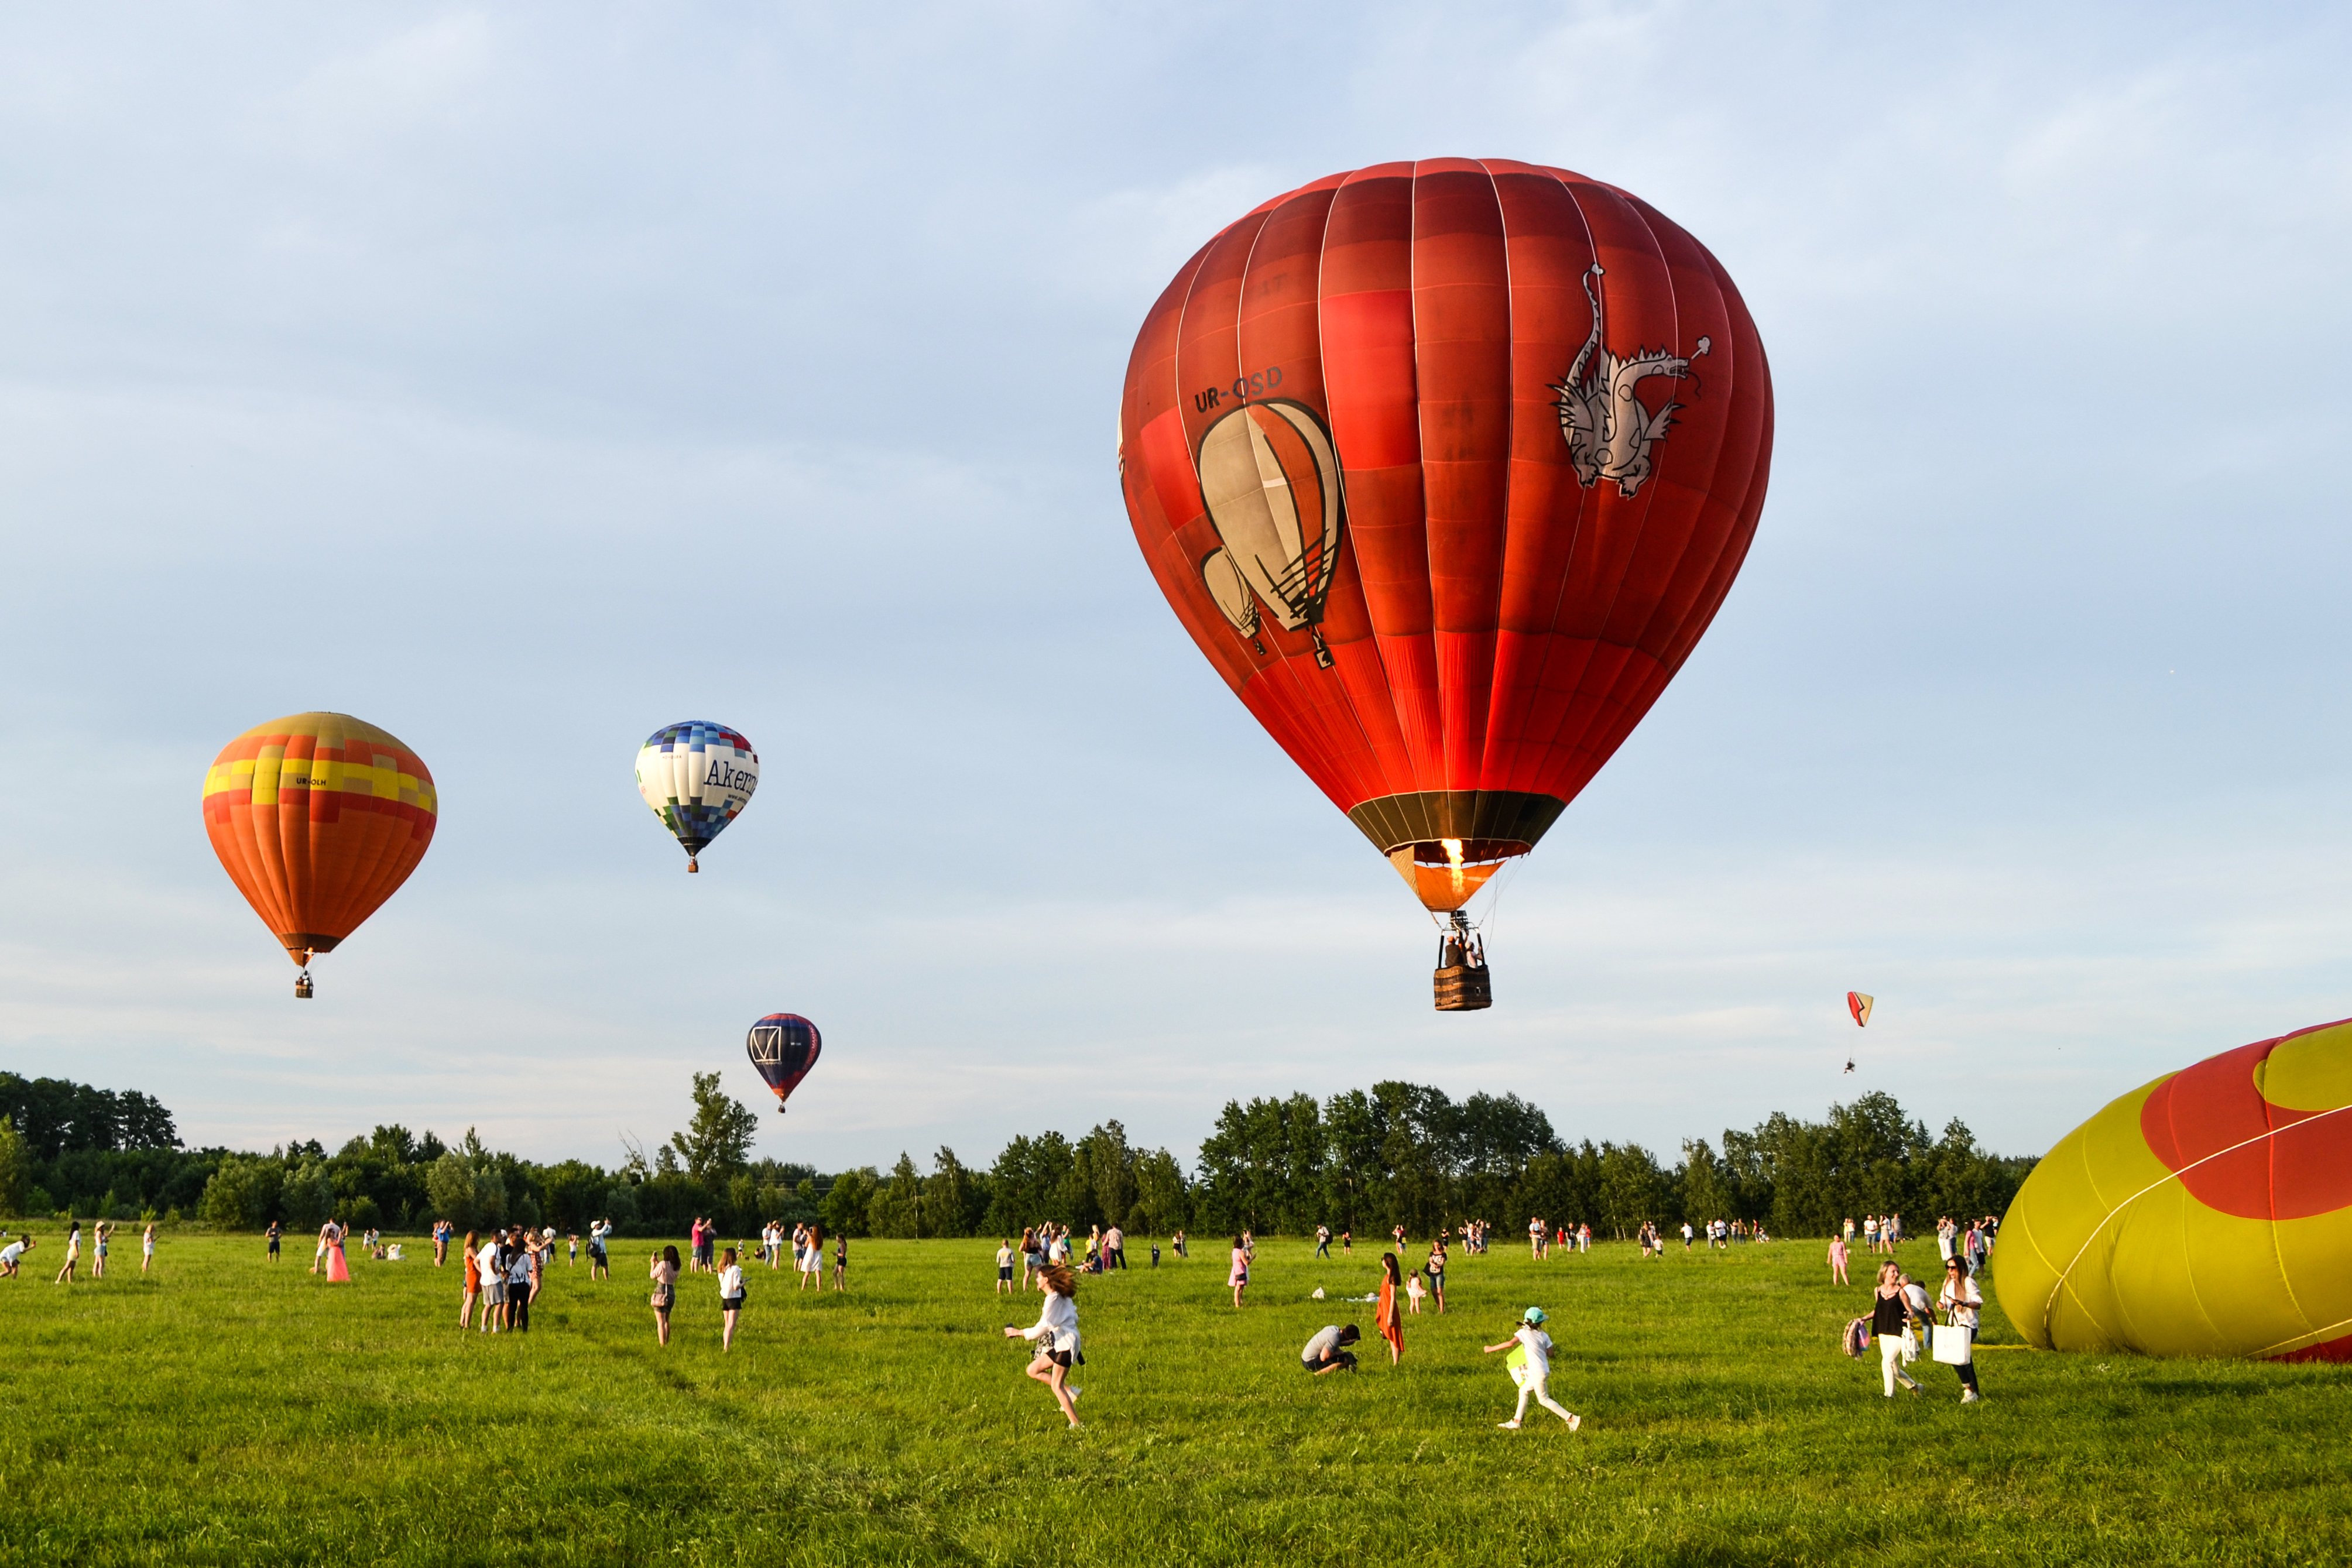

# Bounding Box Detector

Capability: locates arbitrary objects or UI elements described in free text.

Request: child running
[1004,1263,1083,1429]
[1482,1308,1580,1431]
[140,1222,156,1275]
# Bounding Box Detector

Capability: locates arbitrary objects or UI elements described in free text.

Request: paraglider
[746,1013,821,1113]
[1993,1015,2352,1361]
[201,712,437,997]
[1117,159,1773,1010]
[635,722,758,872]
[1848,992,1874,1027]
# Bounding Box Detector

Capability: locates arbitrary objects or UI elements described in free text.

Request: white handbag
[1897,1328,1919,1365]
[1932,1323,1973,1365]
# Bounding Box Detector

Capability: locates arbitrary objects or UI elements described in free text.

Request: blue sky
[4,2,2350,1171]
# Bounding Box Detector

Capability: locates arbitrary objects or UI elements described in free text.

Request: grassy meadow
[0,1229,2344,1565]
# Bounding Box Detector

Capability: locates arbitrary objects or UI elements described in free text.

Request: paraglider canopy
[1847,991,1874,1027]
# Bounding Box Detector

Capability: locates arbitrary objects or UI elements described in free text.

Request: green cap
[1523,1306,1547,1325]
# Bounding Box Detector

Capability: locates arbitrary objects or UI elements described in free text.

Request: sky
[4,2,2351,1174]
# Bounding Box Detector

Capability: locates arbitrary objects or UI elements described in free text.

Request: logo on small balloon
[1554,264,1709,499]
[1192,399,1345,668]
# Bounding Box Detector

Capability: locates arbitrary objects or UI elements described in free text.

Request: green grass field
[0,1230,2345,1566]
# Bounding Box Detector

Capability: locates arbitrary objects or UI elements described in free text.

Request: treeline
[0,1069,2034,1241]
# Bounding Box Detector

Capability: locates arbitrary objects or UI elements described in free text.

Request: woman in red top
[458,1230,481,1327]
[1375,1253,1405,1365]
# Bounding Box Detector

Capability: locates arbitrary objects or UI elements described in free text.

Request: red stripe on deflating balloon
[2140,1034,2352,1222]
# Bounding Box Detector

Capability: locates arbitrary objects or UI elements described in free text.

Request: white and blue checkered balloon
[635,721,759,871]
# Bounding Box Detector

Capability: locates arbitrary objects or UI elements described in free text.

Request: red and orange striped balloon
[201,712,437,987]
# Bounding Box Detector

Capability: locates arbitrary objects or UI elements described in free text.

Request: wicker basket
[1434,963,1492,1011]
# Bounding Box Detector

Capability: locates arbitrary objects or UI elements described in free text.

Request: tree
[426,1150,506,1233]
[1679,1138,1737,1227]
[985,1133,1075,1233]
[868,1154,924,1238]
[281,1158,337,1230]
[668,1072,759,1183]
[1075,1123,1139,1232]
[1596,1142,1667,1238]
[1134,1148,1189,1234]
[0,1116,28,1217]
[921,1147,977,1238]
[821,1168,877,1237]
[198,1154,282,1229]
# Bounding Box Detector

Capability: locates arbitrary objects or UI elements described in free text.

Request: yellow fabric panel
[2258,1021,2352,1113]
[1991,1078,2168,1352]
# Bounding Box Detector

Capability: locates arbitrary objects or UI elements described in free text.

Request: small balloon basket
[1432,916,1492,1011]
[1434,962,1492,1011]
[294,969,315,1000]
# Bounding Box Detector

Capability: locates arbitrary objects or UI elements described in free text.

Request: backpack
[1842,1316,1871,1358]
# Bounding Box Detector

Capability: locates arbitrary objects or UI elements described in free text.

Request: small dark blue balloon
[746,1013,821,1111]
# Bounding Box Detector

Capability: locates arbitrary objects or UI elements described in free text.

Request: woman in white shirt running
[1481,1308,1581,1431]
[1004,1263,1083,1429]
[718,1247,746,1350]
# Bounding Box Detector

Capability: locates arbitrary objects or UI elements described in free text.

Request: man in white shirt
[1300,1323,1360,1374]
[478,1236,504,1332]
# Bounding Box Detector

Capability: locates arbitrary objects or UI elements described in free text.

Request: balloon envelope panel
[201,712,437,966]
[1992,1017,2352,1361]
[1117,159,1772,890]
[746,1013,821,1107]
[635,722,758,858]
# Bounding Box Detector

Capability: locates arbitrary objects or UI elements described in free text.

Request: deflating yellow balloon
[1992,1016,2352,1361]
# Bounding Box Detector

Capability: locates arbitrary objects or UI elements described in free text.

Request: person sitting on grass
[1482,1308,1580,1432]
[0,1236,33,1277]
[1301,1323,1362,1375]
[1004,1263,1083,1429]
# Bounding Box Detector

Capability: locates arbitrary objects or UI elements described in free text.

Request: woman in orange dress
[324,1221,351,1283]
[1375,1251,1404,1364]
[458,1230,482,1327]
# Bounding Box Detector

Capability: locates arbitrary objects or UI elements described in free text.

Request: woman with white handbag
[1936,1257,1985,1404]
[1868,1262,1924,1397]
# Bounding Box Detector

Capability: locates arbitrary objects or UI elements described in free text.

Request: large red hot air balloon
[1117,159,1774,1010]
